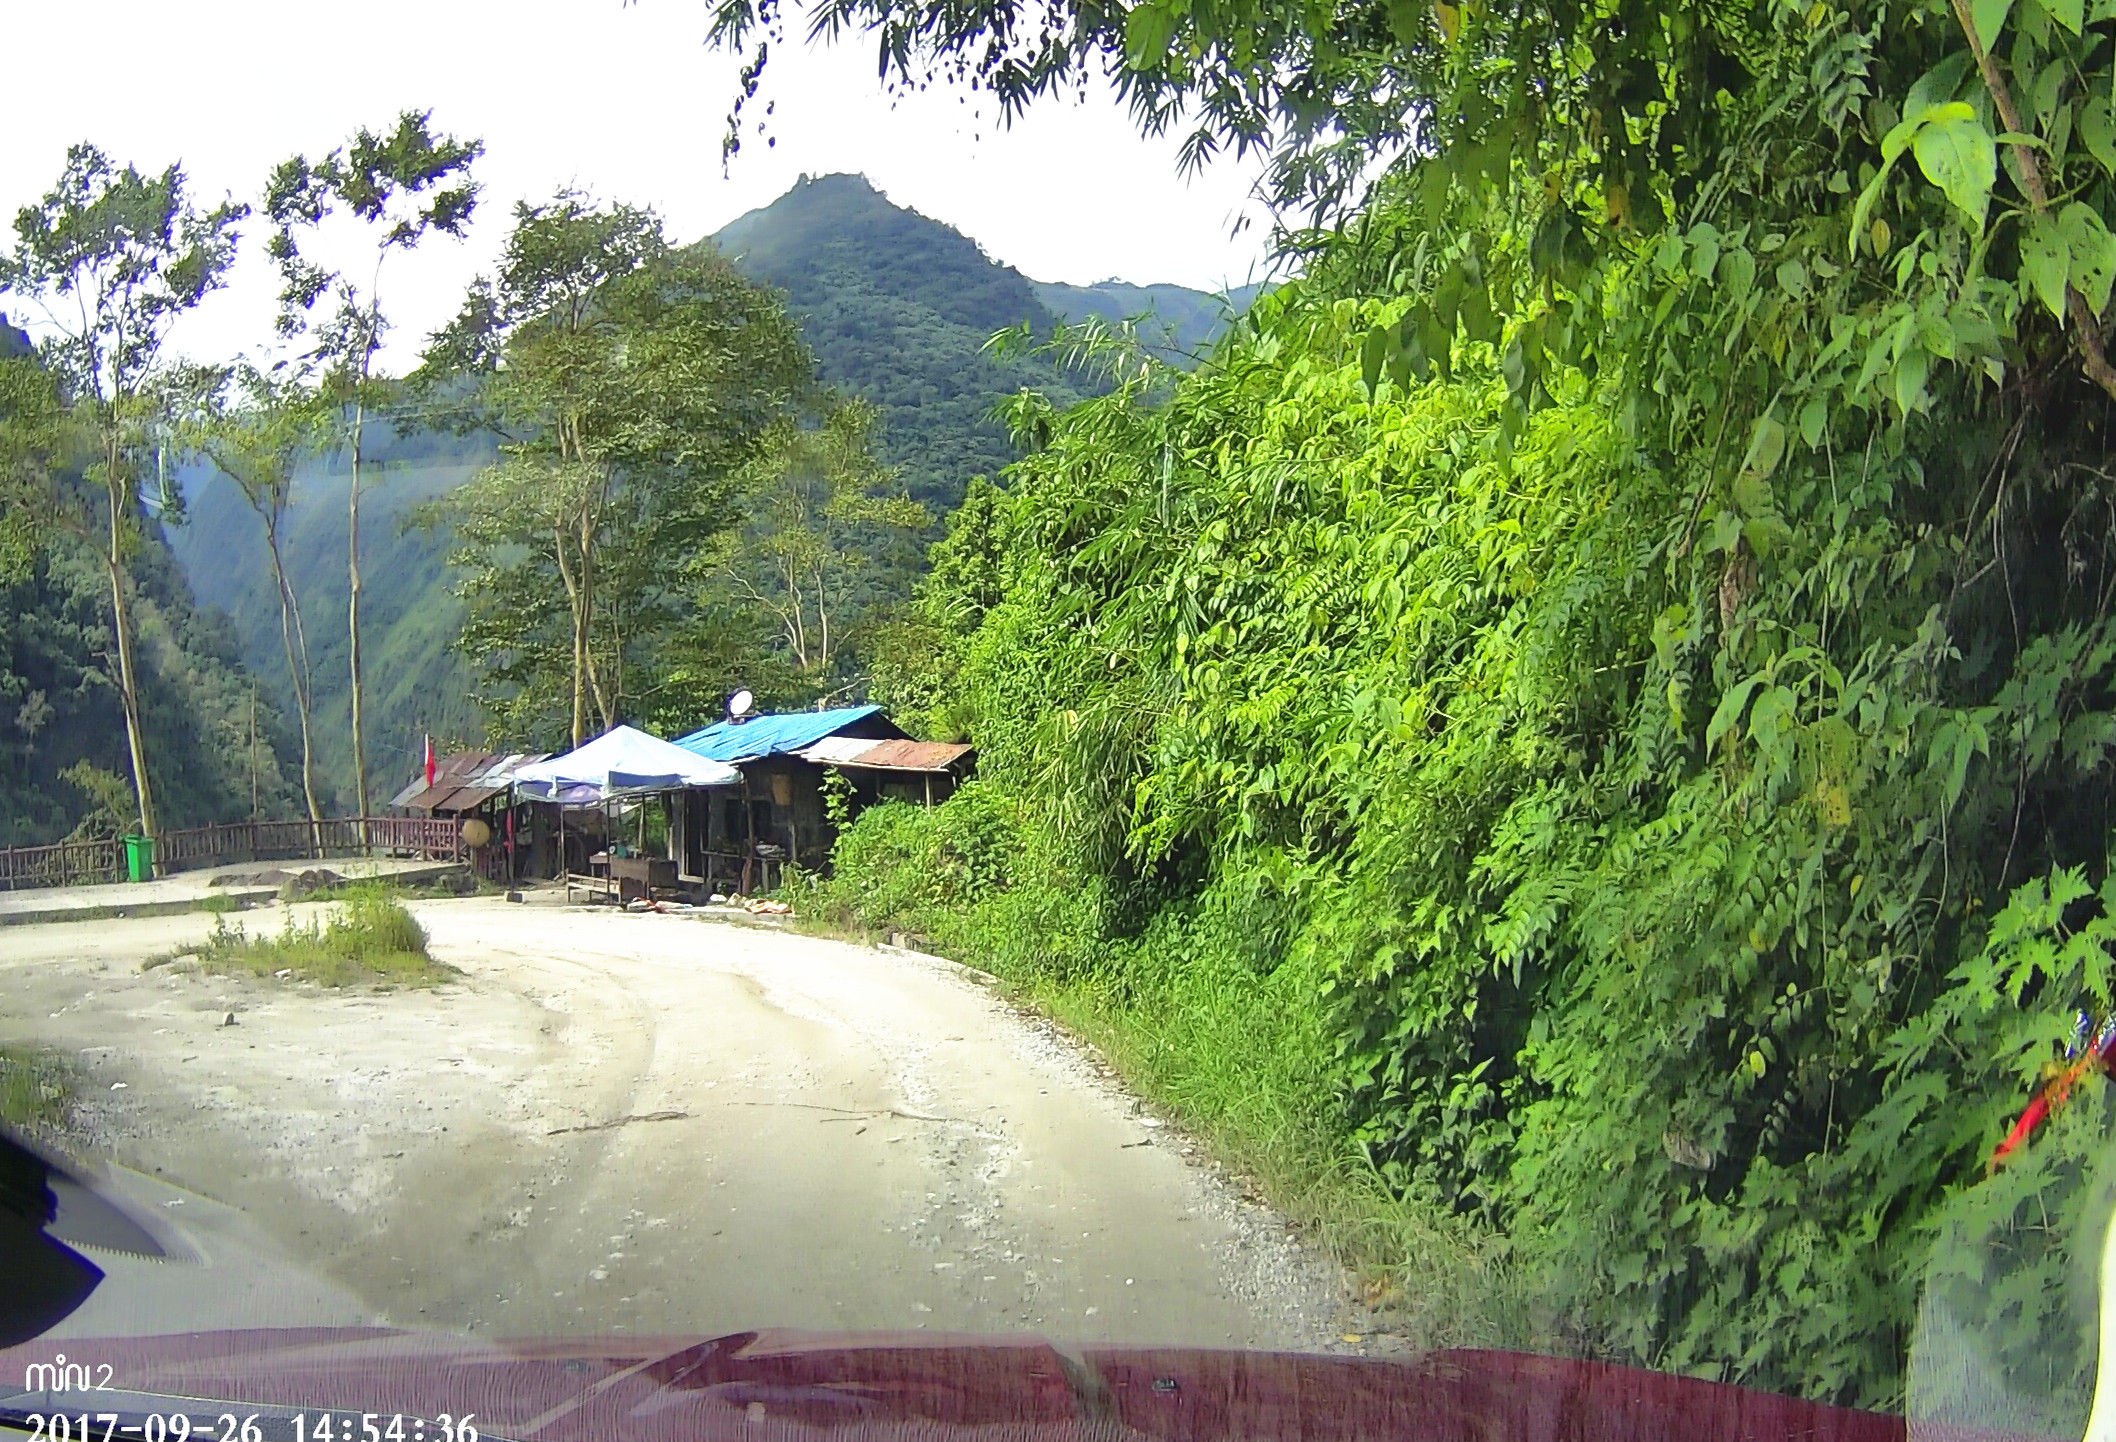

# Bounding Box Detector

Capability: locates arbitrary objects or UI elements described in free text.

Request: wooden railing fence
[0,816,464,891]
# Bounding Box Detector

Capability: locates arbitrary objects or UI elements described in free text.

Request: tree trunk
[554,523,589,746]
[102,443,156,838]
[580,509,614,731]
[265,520,323,827]
[348,384,371,820]
[817,570,833,676]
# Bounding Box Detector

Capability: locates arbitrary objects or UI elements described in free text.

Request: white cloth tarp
[511,725,740,802]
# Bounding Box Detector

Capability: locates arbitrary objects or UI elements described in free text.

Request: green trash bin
[121,834,154,883]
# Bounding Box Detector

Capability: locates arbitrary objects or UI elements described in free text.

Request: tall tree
[183,364,329,827]
[423,199,811,744]
[263,110,480,815]
[710,398,927,688]
[0,145,246,837]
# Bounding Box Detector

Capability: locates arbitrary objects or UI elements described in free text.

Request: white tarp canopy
[511,725,740,803]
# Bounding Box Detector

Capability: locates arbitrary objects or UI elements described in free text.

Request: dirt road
[0,896,1355,1349]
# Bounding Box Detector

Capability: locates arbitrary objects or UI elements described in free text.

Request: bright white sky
[0,0,1277,373]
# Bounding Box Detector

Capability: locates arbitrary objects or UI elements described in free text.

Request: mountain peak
[790,171,881,193]
[702,174,1263,514]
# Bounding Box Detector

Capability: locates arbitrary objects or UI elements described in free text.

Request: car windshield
[5,1,2116,1439]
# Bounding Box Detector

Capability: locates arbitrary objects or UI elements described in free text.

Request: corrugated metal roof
[798,737,974,773]
[395,751,552,811]
[674,705,884,763]
[421,781,506,814]
[393,752,496,811]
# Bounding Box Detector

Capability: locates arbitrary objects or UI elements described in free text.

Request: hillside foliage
[791,0,2116,1409]
[0,516,298,846]
[170,431,487,810]
[711,174,1094,519]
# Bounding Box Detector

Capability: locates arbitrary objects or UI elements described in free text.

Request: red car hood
[1,1328,1904,1442]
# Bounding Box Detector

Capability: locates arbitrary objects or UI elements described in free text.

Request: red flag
[424,735,436,789]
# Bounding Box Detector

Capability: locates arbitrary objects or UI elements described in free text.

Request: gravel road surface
[0,896,1357,1350]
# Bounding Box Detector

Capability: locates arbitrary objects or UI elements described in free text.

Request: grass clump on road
[0,1046,72,1133]
[201,888,455,988]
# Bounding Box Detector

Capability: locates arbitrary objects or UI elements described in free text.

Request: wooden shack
[668,705,909,893]
[389,750,553,881]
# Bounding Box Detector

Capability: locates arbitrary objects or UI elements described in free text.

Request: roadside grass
[199,890,456,988]
[292,870,488,904]
[195,892,239,915]
[0,1045,71,1133]
[287,877,408,904]
[1002,951,1538,1353]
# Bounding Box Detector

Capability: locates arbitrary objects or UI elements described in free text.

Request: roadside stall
[510,726,741,903]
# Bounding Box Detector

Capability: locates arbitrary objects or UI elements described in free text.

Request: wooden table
[608,854,677,903]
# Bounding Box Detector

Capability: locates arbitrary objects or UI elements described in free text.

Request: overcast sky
[0,0,1278,372]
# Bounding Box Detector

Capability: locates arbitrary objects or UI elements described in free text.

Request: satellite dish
[728,689,755,720]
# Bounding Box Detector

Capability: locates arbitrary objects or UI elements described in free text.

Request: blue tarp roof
[674,704,883,763]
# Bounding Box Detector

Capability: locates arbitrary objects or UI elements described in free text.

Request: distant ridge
[710,172,1261,515]
[710,172,1088,515]
[1028,277,1269,360]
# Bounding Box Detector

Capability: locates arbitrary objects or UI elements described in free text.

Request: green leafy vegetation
[178,365,339,824]
[0,517,300,847]
[773,0,2116,1385]
[1,145,250,838]
[264,110,483,815]
[0,1045,71,1134]
[1031,278,1273,364]
[198,888,453,988]
[168,431,488,810]
[425,196,814,744]
[700,398,930,701]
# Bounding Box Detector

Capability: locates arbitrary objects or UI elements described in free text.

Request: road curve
[0,896,1353,1350]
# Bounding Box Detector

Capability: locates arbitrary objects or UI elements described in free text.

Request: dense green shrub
[833,254,2116,1406]
[818,781,1018,928]
[808,0,2116,1404]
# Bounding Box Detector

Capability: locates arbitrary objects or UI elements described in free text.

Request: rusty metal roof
[394,751,551,812]
[797,737,975,773]
[391,752,492,810]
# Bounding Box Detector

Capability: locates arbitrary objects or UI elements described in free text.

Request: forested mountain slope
[1029,278,1269,361]
[709,172,1090,514]
[0,311,298,844]
[167,428,491,810]
[0,514,297,845]
[711,172,1259,513]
